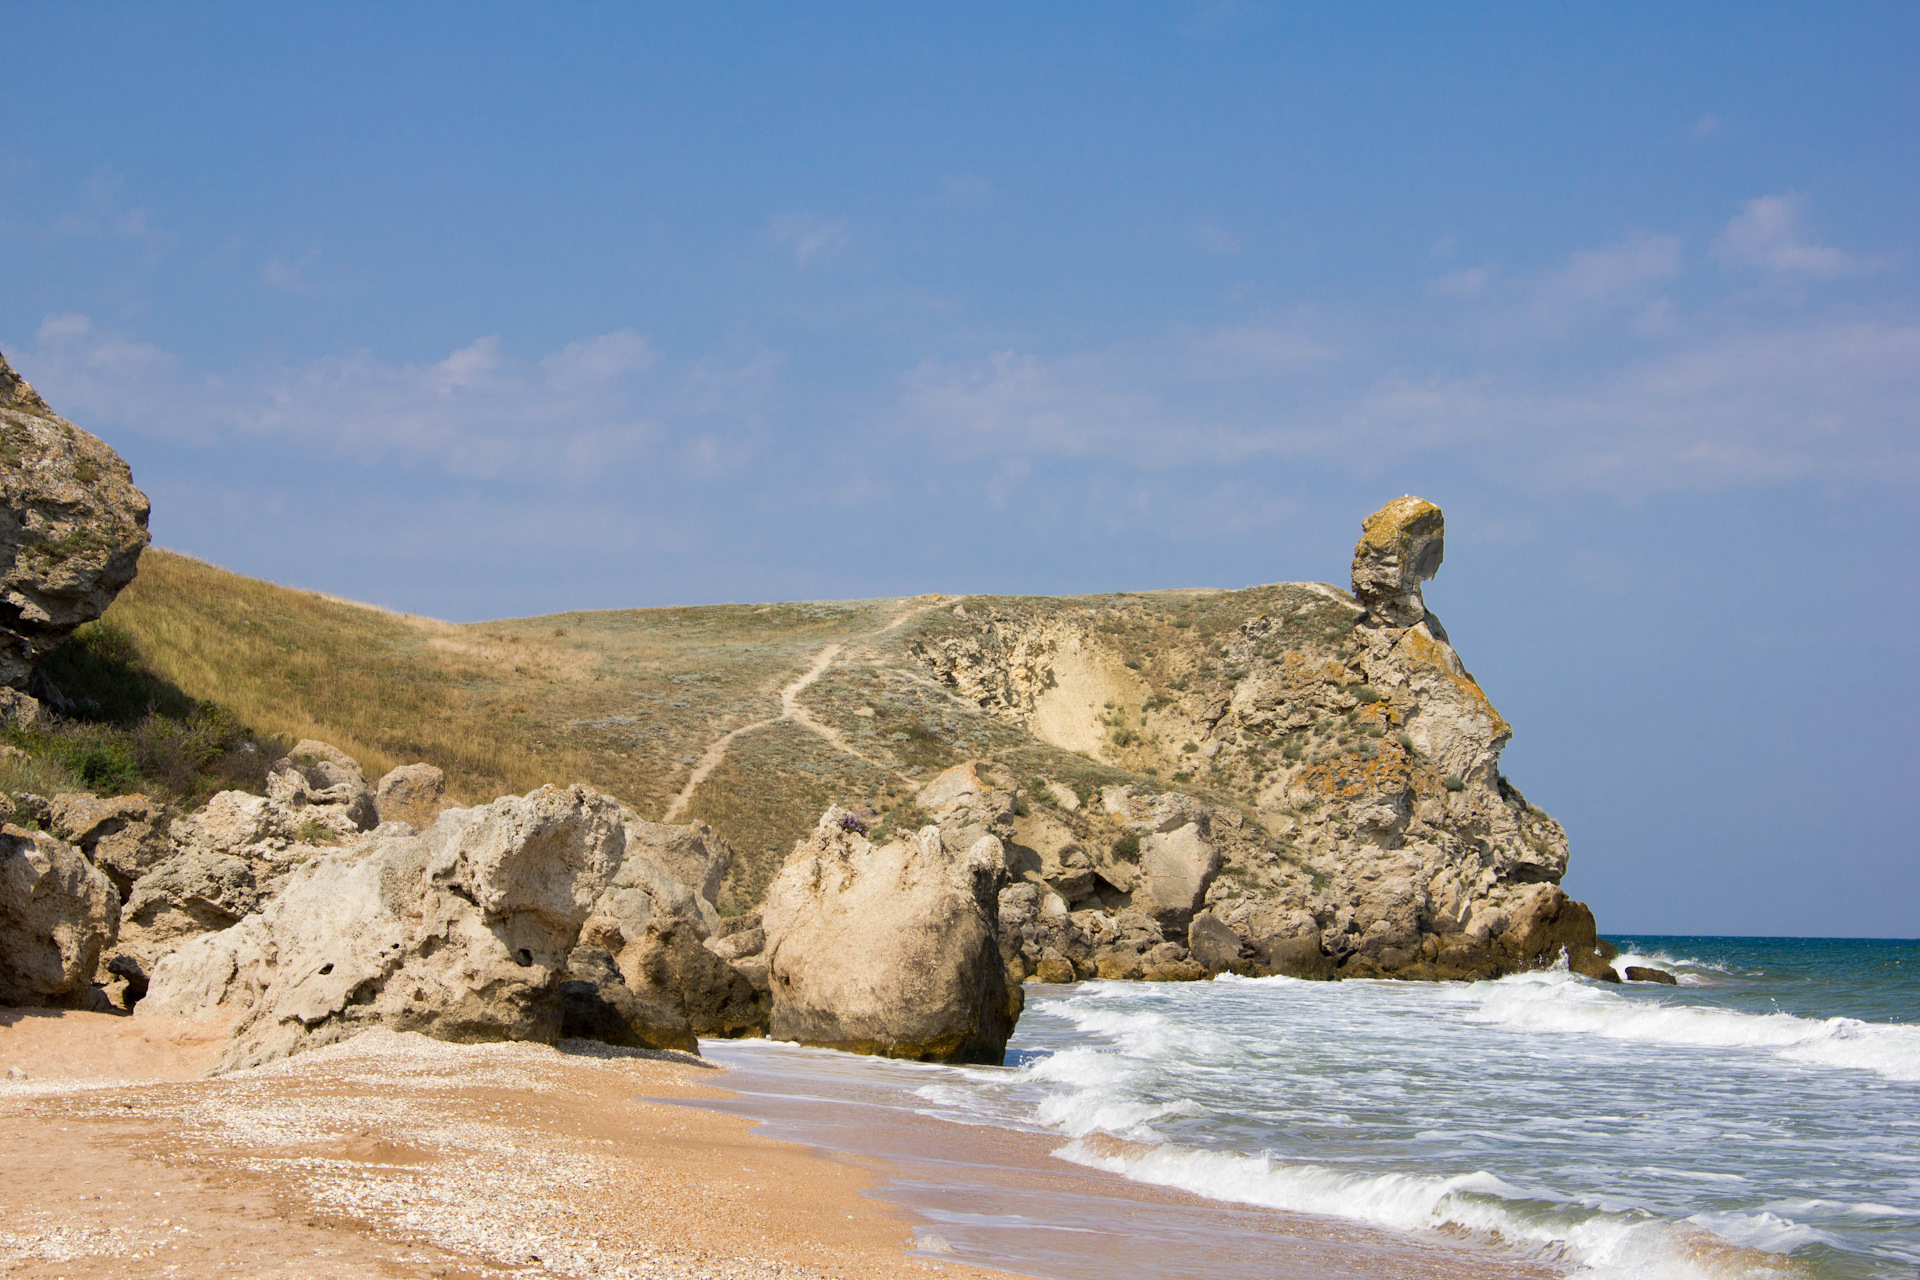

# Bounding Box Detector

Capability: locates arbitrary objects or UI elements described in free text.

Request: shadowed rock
[559,945,698,1053]
[0,349,151,688]
[0,825,119,1006]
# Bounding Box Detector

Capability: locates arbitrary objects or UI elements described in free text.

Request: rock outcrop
[572,816,764,1038]
[762,808,1016,1063]
[139,784,625,1071]
[558,945,698,1053]
[0,825,119,1006]
[910,497,1611,985]
[48,792,171,899]
[0,349,151,688]
[1350,495,1445,629]
[266,740,378,836]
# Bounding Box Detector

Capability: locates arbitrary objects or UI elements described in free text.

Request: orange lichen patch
[1356,496,1443,551]
[1355,700,1401,726]
[1398,629,1511,741]
[1294,749,1415,804]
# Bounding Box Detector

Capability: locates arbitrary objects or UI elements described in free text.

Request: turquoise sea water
[709,937,1920,1280]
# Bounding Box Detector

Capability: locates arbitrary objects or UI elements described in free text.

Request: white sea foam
[1054,1137,1803,1279]
[1452,968,1920,1082]
[992,954,1918,1278]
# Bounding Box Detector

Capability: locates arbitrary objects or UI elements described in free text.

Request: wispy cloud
[18,319,767,483]
[769,212,850,268]
[1540,234,1680,304]
[1713,194,1861,278]
[898,313,1920,493]
[261,248,341,296]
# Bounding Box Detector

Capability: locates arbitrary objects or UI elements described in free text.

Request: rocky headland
[0,344,1629,1080]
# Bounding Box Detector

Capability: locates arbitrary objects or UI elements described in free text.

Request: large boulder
[610,917,766,1039]
[575,818,760,1037]
[1134,821,1222,932]
[762,807,1017,1064]
[559,945,698,1053]
[49,792,171,899]
[619,817,735,935]
[106,849,262,1003]
[0,349,151,688]
[139,784,625,1071]
[265,740,378,835]
[0,825,119,1006]
[1350,495,1444,628]
[373,763,449,830]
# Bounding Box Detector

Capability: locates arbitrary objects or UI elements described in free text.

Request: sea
[695,938,1920,1280]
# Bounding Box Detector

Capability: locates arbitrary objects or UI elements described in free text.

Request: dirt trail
[661,599,942,823]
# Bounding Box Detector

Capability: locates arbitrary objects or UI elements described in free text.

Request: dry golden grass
[95,551,1344,907]
[101,550,902,816]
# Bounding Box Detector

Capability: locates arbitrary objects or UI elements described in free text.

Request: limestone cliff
[905,497,1611,983]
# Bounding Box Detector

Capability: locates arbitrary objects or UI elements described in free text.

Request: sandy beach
[0,1008,1568,1280]
[0,1009,1002,1280]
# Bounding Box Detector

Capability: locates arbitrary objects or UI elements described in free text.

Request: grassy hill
[19,547,1406,910]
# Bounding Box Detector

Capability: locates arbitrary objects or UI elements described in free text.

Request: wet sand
[1,1009,1557,1279]
[687,1039,1561,1280]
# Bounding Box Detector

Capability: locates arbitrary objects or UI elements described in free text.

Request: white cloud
[263,248,324,294]
[1541,234,1681,304]
[36,314,91,341]
[898,315,1920,493]
[900,325,1342,466]
[15,322,772,483]
[770,212,850,268]
[1713,195,1860,278]
[542,331,656,393]
[1692,114,1722,140]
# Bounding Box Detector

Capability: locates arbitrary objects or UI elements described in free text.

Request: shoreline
[0,1008,999,1280]
[0,1009,1558,1280]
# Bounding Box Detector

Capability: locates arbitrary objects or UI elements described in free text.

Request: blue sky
[4,3,1916,936]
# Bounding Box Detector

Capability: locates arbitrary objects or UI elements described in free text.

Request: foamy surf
[977,939,1920,1279]
[1053,1133,1808,1280]
[1451,968,1920,1082]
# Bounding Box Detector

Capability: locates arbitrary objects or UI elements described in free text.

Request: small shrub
[1443,774,1467,792]
[1352,685,1383,703]
[1283,742,1304,761]
[1171,619,1191,629]
[297,818,342,845]
[1124,659,1142,670]
[1395,732,1415,752]
[1171,771,1193,783]
[1180,741,1198,754]
[1112,832,1141,858]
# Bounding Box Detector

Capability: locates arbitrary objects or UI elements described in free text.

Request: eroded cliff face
[0,349,151,689]
[905,497,1611,983]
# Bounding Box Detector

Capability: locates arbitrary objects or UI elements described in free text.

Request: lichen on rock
[1350,495,1445,629]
